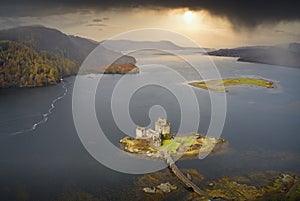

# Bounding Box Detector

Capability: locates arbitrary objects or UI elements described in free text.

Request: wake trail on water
[0,113,41,125]
[8,80,68,136]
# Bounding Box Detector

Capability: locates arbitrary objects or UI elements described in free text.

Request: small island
[120,118,226,198]
[120,118,225,159]
[189,77,274,92]
[98,63,139,74]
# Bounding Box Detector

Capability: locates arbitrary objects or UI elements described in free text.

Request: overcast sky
[0,0,299,48]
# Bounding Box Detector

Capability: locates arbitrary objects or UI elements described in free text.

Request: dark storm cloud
[0,0,299,27]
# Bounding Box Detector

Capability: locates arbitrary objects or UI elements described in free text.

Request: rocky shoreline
[119,133,226,160]
[132,169,300,201]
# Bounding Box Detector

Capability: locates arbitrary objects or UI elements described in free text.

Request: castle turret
[135,118,170,147]
[136,126,146,138]
[155,117,170,134]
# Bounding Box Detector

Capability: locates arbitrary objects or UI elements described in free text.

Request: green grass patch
[189,77,274,92]
[161,140,181,153]
[176,136,197,146]
[161,139,172,148]
[161,136,197,154]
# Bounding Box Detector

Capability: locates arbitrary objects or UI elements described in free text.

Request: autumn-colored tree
[0,40,77,87]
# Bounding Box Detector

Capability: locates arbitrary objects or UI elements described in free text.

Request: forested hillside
[0,40,77,87]
[0,26,98,65]
[0,26,138,88]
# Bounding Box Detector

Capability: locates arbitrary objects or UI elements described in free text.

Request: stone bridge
[161,150,213,199]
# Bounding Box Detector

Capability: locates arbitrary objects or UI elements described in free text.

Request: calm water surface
[0,53,299,200]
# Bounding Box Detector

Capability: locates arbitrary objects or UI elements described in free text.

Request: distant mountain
[0,26,137,87]
[0,26,90,65]
[101,40,183,51]
[0,26,136,65]
[208,43,300,68]
[0,40,77,87]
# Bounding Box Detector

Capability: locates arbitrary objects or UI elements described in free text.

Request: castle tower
[146,129,161,147]
[136,126,146,138]
[155,117,170,134]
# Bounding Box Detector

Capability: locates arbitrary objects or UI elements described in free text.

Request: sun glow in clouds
[166,9,208,34]
[183,11,196,23]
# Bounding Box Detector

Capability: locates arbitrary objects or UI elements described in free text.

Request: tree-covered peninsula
[0,40,77,87]
[0,26,138,88]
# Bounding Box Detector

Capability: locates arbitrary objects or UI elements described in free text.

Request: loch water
[0,52,299,200]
